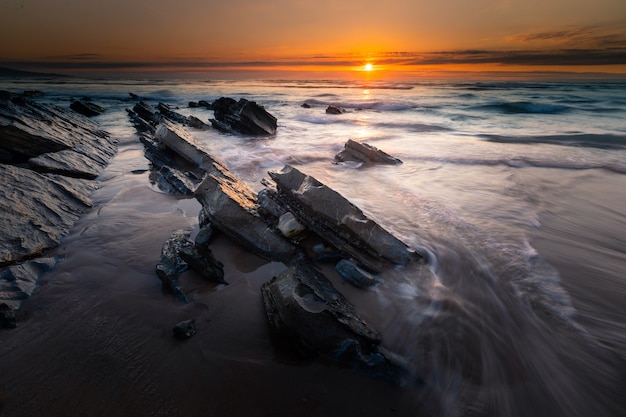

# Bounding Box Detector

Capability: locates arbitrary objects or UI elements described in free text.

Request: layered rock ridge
[0,91,116,327]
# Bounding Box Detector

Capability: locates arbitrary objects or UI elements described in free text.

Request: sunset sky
[1,0,625,78]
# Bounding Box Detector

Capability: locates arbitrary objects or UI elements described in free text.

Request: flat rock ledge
[0,91,117,327]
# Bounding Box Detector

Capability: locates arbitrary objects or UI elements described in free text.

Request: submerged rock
[335,259,379,288]
[335,139,402,165]
[70,100,104,117]
[210,97,277,135]
[326,105,345,115]
[261,263,409,384]
[267,165,415,270]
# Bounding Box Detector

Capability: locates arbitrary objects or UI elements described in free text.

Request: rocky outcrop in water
[210,97,277,135]
[262,263,409,384]
[129,104,418,385]
[194,165,297,262]
[335,139,402,165]
[266,165,416,271]
[0,91,116,327]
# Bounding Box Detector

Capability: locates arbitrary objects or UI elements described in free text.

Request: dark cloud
[2,46,626,74]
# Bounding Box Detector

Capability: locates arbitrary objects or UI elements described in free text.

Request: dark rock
[0,257,57,328]
[210,97,277,135]
[178,242,225,284]
[194,224,214,251]
[155,230,192,303]
[157,102,188,125]
[267,165,415,270]
[155,228,226,301]
[335,259,379,288]
[0,165,95,266]
[127,108,155,133]
[335,139,402,165]
[301,103,311,108]
[154,120,221,170]
[326,105,345,115]
[132,101,158,123]
[129,92,140,100]
[194,165,297,262]
[312,243,345,263]
[173,319,196,339]
[188,101,198,108]
[0,92,115,322]
[187,115,208,130]
[28,149,105,179]
[261,263,408,384]
[0,91,112,160]
[198,100,212,108]
[70,100,104,117]
[154,165,196,195]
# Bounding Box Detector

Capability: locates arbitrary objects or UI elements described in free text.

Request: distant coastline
[0,66,70,79]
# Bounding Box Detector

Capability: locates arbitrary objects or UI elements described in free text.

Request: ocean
[0,75,625,417]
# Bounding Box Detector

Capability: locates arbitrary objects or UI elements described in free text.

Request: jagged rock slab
[0,257,58,328]
[28,149,104,179]
[155,229,225,302]
[154,120,224,171]
[210,97,277,135]
[267,165,414,269]
[0,92,116,326]
[335,139,402,165]
[0,164,95,266]
[194,166,296,262]
[156,230,193,303]
[1,92,115,177]
[157,102,188,125]
[261,263,408,384]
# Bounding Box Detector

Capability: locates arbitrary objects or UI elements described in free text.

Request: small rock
[335,259,379,288]
[335,139,402,165]
[278,212,306,239]
[173,319,196,339]
[70,100,104,117]
[301,103,311,108]
[326,105,345,115]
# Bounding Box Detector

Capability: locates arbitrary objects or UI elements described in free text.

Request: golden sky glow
[1,0,625,78]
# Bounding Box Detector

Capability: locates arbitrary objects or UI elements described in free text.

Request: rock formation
[335,139,403,165]
[266,165,416,271]
[210,97,277,135]
[262,262,409,384]
[0,91,116,327]
[128,98,417,385]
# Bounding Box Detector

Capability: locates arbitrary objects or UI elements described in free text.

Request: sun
[363,63,374,72]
